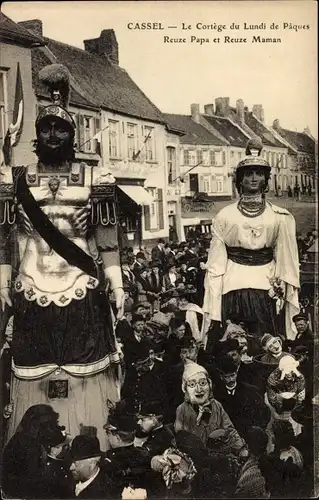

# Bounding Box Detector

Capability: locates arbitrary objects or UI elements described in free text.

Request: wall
[165,130,182,241]
[100,110,169,242]
[0,42,37,166]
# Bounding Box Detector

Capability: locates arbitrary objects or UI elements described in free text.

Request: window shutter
[157,188,164,230]
[211,175,217,192]
[76,113,85,152]
[144,205,151,231]
[94,117,101,154]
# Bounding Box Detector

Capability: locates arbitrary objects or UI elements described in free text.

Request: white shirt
[75,467,100,497]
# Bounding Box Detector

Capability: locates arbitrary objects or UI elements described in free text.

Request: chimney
[84,29,119,65]
[204,103,214,116]
[252,104,265,123]
[236,99,245,122]
[215,97,230,117]
[18,19,43,37]
[191,103,200,123]
[273,119,280,131]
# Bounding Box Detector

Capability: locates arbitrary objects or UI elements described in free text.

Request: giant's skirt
[6,288,121,449]
[222,288,283,338]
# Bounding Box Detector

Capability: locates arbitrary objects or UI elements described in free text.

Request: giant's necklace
[237,193,266,218]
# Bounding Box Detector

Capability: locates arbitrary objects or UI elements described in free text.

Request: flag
[1,129,11,166]
[91,130,102,156]
[132,129,152,160]
[9,62,24,148]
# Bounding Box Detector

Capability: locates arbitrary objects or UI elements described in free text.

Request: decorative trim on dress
[14,273,99,307]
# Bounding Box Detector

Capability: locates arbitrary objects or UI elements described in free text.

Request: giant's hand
[113,287,125,320]
[0,287,12,312]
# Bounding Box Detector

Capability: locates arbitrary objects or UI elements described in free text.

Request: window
[0,71,8,147]
[109,120,120,158]
[202,175,211,193]
[83,116,94,152]
[127,123,138,159]
[197,149,203,164]
[189,150,196,165]
[238,152,242,162]
[144,126,155,161]
[222,151,226,165]
[216,175,224,192]
[210,150,216,166]
[167,147,176,184]
[272,152,276,167]
[146,187,158,230]
[202,150,208,165]
[183,149,190,166]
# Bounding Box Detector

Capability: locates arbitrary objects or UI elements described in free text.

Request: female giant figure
[203,139,299,342]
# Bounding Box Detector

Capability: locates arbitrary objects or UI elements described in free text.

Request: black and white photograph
[0,0,317,498]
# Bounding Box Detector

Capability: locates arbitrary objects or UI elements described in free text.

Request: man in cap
[259,333,288,365]
[121,342,167,416]
[175,362,248,456]
[136,400,175,458]
[132,252,146,277]
[202,137,300,341]
[70,435,110,498]
[286,313,314,358]
[0,63,124,445]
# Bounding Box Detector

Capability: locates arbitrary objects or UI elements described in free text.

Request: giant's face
[241,167,266,194]
[185,372,210,405]
[37,116,73,161]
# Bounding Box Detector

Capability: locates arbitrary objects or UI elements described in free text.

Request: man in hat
[148,259,165,312]
[175,362,248,456]
[121,313,148,369]
[0,64,124,446]
[121,342,167,415]
[70,435,111,498]
[136,400,175,458]
[121,255,138,303]
[213,356,270,439]
[202,138,300,341]
[132,252,147,277]
[103,402,149,498]
[151,238,166,267]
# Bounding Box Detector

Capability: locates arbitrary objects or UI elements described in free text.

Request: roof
[32,48,97,109]
[163,114,225,146]
[276,128,315,155]
[203,115,248,148]
[244,112,286,148]
[33,36,165,123]
[0,12,45,47]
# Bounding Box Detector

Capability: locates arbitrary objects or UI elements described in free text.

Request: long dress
[202,201,300,340]
[0,161,121,448]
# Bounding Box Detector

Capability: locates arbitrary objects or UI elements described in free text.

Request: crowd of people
[1,235,315,499]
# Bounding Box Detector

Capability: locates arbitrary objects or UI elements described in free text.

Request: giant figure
[203,139,300,341]
[0,64,124,447]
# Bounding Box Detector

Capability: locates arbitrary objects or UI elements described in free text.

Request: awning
[118,185,153,206]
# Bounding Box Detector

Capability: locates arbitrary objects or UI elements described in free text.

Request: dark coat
[121,361,168,414]
[212,380,270,439]
[1,432,47,499]
[76,470,114,499]
[142,425,175,458]
[122,331,150,369]
[151,246,166,266]
[40,456,75,499]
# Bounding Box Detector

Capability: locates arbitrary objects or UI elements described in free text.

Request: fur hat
[70,435,101,461]
[36,64,75,129]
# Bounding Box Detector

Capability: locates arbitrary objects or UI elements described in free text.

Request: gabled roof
[276,128,315,155]
[203,115,248,148]
[244,112,286,148]
[32,36,165,123]
[163,114,225,146]
[32,48,98,109]
[0,12,45,47]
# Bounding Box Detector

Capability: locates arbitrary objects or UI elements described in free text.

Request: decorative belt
[226,246,274,266]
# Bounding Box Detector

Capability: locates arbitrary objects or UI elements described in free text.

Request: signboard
[181,197,214,214]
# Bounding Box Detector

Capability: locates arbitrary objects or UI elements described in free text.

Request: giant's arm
[202,216,228,322]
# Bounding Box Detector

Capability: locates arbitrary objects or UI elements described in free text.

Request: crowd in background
[1,234,316,499]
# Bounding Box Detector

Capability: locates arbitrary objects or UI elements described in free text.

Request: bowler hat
[105,402,137,433]
[137,400,164,418]
[150,260,162,268]
[70,435,101,461]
